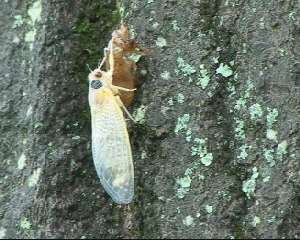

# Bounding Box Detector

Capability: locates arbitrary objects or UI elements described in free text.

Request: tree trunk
[0,0,299,238]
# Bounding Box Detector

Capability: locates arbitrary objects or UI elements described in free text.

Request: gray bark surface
[0,0,299,239]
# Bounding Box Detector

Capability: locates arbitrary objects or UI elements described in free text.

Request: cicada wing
[91,93,134,204]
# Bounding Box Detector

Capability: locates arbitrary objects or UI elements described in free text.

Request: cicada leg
[114,95,135,122]
[98,47,111,70]
[112,85,136,92]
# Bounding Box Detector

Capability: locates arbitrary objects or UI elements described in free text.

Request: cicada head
[88,69,113,109]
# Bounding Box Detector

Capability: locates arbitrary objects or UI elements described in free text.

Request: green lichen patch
[18,153,26,170]
[249,103,263,120]
[155,36,167,47]
[13,15,23,28]
[174,114,190,134]
[28,168,41,187]
[266,108,278,128]
[177,57,196,77]
[263,149,275,166]
[176,176,191,199]
[171,20,180,31]
[152,22,159,29]
[205,205,213,214]
[24,0,42,50]
[266,129,278,142]
[216,63,233,77]
[262,176,270,182]
[177,93,185,103]
[238,145,249,160]
[242,167,259,199]
[185,129,192,142]
[141,150,147,159]
[168,98,174,106]
[133,105,147,124]
[25,29,36,43]
[196,65,210,89]
[0,227,6,239]
[127,53,142,63]
[182,215,194,226]
[191,138,213,167]
[20,217,31,230]
[234,98,247,111]
[160,71,171,80]
[276,140,288,161]
[200,153,213,167]
[234,119,246,140]
[252,216,261,227]
[28,0,42,24]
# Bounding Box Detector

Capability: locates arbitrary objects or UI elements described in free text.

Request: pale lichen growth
[174,114,190,134]
[249,103,263,120]
[25,0,42,49]
[267,216,276,224]
[238,144,249,160]
[152,22,159,29]
[0,227,6,239]
[177,93,185,103]
[263,176,270,182]
[242,167,259,199]
[183,215,194,226]
[212,56,219,63]
[235,119,245,140]
[168,98,174,106]
[18,153,26,170]
[176,176,191,199]
[28,0,42,23]
[266,108,278,128]
[216,63,233,77]
[133,105,147,124]
[266,129,278,142]
[160,71,171,80]
[26,105,33,117]
[234,98,246,111]
[171,20,180,31]
[205,205,213,214]
[276,140,288,160]
[185,129,192,142]
[177,57,196,76]
[264,149,275,166]
[127,53,142,62]
[20,217,31,230]
[252,216,261,227]
[25,30,36,43]
[28,168,41,187]
[196,65,210,89]
[13,15,23,28]
[141,150,147,159]
[191,138,213,166]
[155,36,167,47]
[71,136,81,140]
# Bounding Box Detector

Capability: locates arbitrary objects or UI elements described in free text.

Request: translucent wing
[90,90,134,204]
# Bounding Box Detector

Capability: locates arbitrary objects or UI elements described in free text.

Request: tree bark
[0,0,299,239]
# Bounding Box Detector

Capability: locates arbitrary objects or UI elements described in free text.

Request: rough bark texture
[0,0,299,239]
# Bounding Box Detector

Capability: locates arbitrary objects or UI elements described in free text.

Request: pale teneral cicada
[88,25,141,204]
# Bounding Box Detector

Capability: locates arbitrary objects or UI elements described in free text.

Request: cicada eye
[90,80,102,89]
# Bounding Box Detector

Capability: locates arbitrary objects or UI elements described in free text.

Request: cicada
[88,25,140,204]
